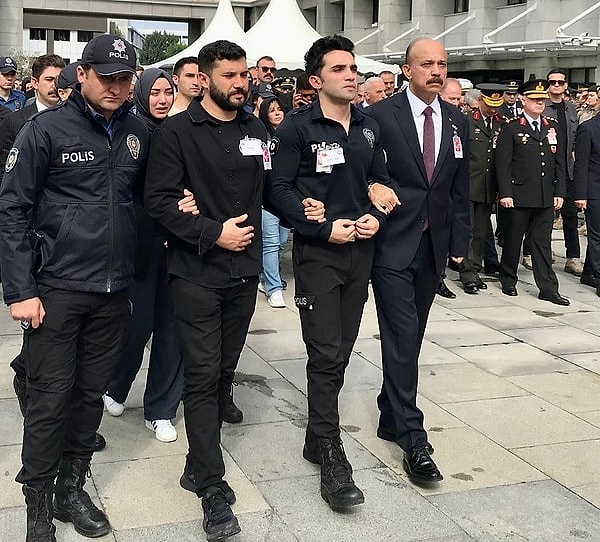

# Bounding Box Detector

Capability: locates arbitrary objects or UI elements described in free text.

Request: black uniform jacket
[266,101,391,243]
[144,99,267,288]
[468,110,501,203]
[0,102,37,175]
[0,90,149,304]
[574,114,600,201]
[544,99,577,180]
[496,115,566,208]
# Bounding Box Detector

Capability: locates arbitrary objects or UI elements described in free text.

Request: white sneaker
[145,419,178,442]
[267,290,286,308]
[258,282,266,294]
[103,394,125,417]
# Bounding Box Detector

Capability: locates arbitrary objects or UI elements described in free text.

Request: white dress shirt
[406,86,443,162]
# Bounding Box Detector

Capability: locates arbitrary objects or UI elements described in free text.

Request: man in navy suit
[366,38,470,484]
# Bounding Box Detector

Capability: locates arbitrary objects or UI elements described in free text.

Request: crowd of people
[0,30,598,542]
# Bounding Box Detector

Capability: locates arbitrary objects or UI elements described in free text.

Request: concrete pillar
[189,19,204,42]
[0,0,23,53]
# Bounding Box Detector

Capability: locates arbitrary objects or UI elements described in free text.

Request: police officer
[0,34,148,541]
[0,56,25,111]
[459,84,505,293]
[496,79,569,305]
[267,35,394,512]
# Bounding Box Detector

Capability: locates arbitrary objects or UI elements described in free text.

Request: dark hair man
[292,72,316,108]
[267,34,394,512]
[496,79,569,305]
[170,56,201,115]
[256,54,277,83]
[366,37,470,485]
[0,34,148,540]
[379,69,395,96]
[545,68,582,277]
[144,40,266,541]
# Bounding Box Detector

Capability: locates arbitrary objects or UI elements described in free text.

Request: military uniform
[496,91,566,298]
[459,96,503,287]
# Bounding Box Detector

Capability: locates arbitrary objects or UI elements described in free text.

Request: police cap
[518,79,549,99]
[476,83,506,107]
[81,34,137,76]
[256,82,277,98]
[500,80,521,94]
[0,56,17,75]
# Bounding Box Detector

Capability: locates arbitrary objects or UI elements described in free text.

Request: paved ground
[2,230,600,541]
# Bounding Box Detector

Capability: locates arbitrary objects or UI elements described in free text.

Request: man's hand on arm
[355,214,380,239]
[10,297,45,329]
[178,188,199,215]
[499,197,514,208]
[554,197,564,210]
[215,214,254,252]
[328,219,356,244]
[368,183,400,215]
[302,198,326,223]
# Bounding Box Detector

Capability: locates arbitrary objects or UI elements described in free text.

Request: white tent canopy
[145,0,245,69]
[243,0,400,74]
[147,0,399,75]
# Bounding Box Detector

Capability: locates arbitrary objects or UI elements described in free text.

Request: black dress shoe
[483,264,501,275]
[201,486,241,541]
[94,433,106,452]
[596,286,600,298]
[501,286,518,296]
[474,277,487,290]
[581,274,598,288]
[376,426,435,454]
[447,259,460,272]
[436,280,456,299]
[463,281,479,294]
[403,444,443,484]
[538,292,570,306]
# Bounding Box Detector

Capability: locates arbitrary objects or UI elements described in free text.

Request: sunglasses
[260,67,277,73]
[548,79,567,85]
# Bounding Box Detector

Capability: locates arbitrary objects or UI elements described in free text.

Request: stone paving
[2,231,600,541]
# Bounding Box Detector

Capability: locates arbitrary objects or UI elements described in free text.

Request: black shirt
[267,101,391,242]
[144,98,268,288]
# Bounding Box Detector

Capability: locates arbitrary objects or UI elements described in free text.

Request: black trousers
[561,179,581,259]
[500,206,559,296]
[372,231,439,451]
[170,276,257,492]
[16,286,130,485]
[460,201,494,284]
[293,237,374,441]
[107,237,183,420]
[583,201,600,279]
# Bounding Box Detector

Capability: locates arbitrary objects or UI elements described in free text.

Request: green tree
[139,31,185,65]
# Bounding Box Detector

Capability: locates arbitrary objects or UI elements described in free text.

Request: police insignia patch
[362,128,375,148]
[5,148,19,173]
[126,134,140,159]
[269,137,280,156]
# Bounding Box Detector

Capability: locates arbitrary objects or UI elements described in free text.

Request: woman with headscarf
[104,69,186,442]
[256,96,290,308]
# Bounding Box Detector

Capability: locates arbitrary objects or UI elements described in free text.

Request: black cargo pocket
[294,293,316,311]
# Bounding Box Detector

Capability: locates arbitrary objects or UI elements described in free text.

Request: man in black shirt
[144,40,266,541]
[267,35,394,512]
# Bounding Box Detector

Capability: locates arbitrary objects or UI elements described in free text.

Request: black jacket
[0,102,38,177]
[0,90,149,303]
[574,114,600,200]
[144,98,267,288]
[544,98,577,180]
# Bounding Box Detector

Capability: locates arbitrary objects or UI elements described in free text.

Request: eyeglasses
[548,79,567,85]
[260,66,277,73]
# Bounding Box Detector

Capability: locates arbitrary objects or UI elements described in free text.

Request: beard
[209,82,248,111]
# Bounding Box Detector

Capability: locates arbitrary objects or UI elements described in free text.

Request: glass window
[77,30,94,43]
[455,0,469,12]
[29,28,46,40]
[54,29,70,42]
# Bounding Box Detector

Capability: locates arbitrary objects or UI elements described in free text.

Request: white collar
[406,86,442,118]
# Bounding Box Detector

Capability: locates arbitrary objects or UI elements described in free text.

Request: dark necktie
[532,120,539,136]
[485,117,491,132]
[423,106,435,182]
[511,105,516,118]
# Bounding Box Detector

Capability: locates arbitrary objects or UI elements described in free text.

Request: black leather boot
[53,458,110,538]
[222,382,243,424]
[24,482,56,542]
[14,372,106,452]
[179,455,236,504]
[201,486,241,541]
[317,437,364,511]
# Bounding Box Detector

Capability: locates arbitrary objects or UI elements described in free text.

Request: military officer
[496,79,569,305]
[459,84,505,293]
[498,80,522,120]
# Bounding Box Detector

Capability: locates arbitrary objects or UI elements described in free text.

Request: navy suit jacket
[366,92,470,275]
[574,114,600,201]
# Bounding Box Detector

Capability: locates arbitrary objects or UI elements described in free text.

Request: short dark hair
[295,73,312,91]
[198,40,246,75]
[173,56,199,77]
[256,55,275,66]
[304,34,354,77]
[379,70,393,77]
[547,68,568,80]
[31,54,65,80]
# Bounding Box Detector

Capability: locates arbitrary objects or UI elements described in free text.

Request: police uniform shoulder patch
[362,128,375,149]
[5,147,19,173]
[126,134,140,159]
[269,137,280,156]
